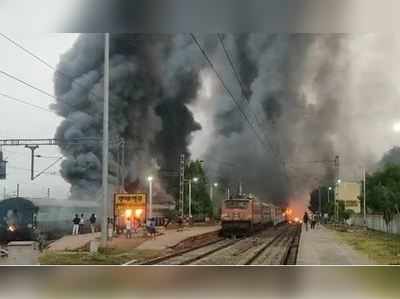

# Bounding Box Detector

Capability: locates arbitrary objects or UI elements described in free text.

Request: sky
[0,34,78,199]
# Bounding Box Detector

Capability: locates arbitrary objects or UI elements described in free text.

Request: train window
[224,200,248,209]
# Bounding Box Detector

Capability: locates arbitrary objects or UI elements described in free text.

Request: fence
[350,214,400,235]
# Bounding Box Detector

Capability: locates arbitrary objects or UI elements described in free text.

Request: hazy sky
[0,34,78,199]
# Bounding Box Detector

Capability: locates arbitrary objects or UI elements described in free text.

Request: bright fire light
[125,209,132,218]
[294,217,299,223]
[135,209,143,218]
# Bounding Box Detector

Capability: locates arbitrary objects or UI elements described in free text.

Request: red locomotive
[220,194,284,236]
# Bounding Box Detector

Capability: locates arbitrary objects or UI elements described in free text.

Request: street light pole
[147,176,153,220]
[362,167,366,225]
[101,32,110,245]
[188,179,192,218]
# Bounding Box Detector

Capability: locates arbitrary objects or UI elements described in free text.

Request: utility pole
[148,176,153,220]
[16,184,19,197]
[101,32,110,244]
[121,139,125,192]
[334,155,340,222]
[3,186,5,199]
[179,154,185,217]
[362,167,366,226]
[318,186,321,216]
[188,179,192,218]
[47,188,50,199]
[25,145,39,180]
[227,187,230,200]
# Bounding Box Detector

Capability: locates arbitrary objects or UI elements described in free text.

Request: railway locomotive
[220,194,284,236]
[0,197,38,242]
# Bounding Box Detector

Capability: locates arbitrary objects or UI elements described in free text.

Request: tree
[379,146,400,168]
[309,186,335,217]
[184,160,213,218]
[366,165,400,217]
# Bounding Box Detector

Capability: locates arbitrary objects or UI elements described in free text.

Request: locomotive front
[221,197,253,236]
[0,197,38,242]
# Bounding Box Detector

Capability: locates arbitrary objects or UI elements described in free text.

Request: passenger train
[220,193,285,236]
[0,196,172,242]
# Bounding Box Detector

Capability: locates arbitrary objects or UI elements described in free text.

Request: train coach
[220,194,285,237]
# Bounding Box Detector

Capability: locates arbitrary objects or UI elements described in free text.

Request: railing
[350,214,400,235]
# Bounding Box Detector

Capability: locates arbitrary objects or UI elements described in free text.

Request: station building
[335,181,361,214]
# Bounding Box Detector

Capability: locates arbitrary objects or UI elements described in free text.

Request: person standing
[89,214,96,233]
[126,217,132,239]
[311,214,317,229]
[79,214,85,234]
[303,212,309,232]
[72,214,80,235]
[149,217,156,240]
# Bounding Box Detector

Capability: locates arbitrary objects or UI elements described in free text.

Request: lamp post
[210,182,218,202]
[335,179,341,222]
[361,167,366,226]
[147,176,153,220]
[188,177,198,218]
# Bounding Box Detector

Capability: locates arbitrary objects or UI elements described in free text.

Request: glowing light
[393,122,400,132]
[294,217,299,223]
[125,209,132,218]
[193,177,199,183]
[147,176,153,182]
[135,209,143,218]
[213,182,218,187]
[8,226,15,232]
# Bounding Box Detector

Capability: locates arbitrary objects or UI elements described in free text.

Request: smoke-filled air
[52,34,400,207]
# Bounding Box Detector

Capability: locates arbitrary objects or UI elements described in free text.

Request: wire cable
[0,92,53,113]
[0,69,56,99]
[190,34,273,155]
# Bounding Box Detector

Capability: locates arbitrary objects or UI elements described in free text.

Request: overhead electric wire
[0,92,53,113]
[0,33,104,105]
[190,33,274,156]
[0,69,56,99]
[216,34,289,179]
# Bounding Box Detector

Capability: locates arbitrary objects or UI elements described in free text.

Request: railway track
[133,224,301,265]
[244,224,300,265]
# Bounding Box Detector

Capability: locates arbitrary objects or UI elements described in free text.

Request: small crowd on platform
[72,213,97,235]
[302,211,327,231]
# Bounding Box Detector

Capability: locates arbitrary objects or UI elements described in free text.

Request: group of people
[122,217,157,239]
[72,213,97,235]
[302,211,321,231]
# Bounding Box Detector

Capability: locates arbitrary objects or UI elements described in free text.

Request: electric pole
[25,145,39,180]
[101,32,110,245]
[179,153,185,217]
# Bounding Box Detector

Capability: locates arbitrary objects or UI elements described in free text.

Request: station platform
[297,225,374,265]
[136,225,221,251]
[46,225,221,252]
[47,233,100,252]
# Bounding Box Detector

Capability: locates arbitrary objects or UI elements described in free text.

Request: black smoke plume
[53,34,202,200]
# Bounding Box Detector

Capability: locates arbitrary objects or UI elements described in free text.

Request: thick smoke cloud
[53,34,202,200]
[53,33,400,208]
[191,34,400,206]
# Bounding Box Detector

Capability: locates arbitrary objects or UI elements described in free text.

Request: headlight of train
[7,225,16,232]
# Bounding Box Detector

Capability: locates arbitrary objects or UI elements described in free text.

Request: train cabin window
[224,200,249,209]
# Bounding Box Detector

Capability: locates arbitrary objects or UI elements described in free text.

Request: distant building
[124,179,175,217]
[335,181,361,213]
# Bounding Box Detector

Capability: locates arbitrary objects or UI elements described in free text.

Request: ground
[39,224,220,265]
[39,247,161,265]
[330,225,400,265]
[297,224,374,265]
